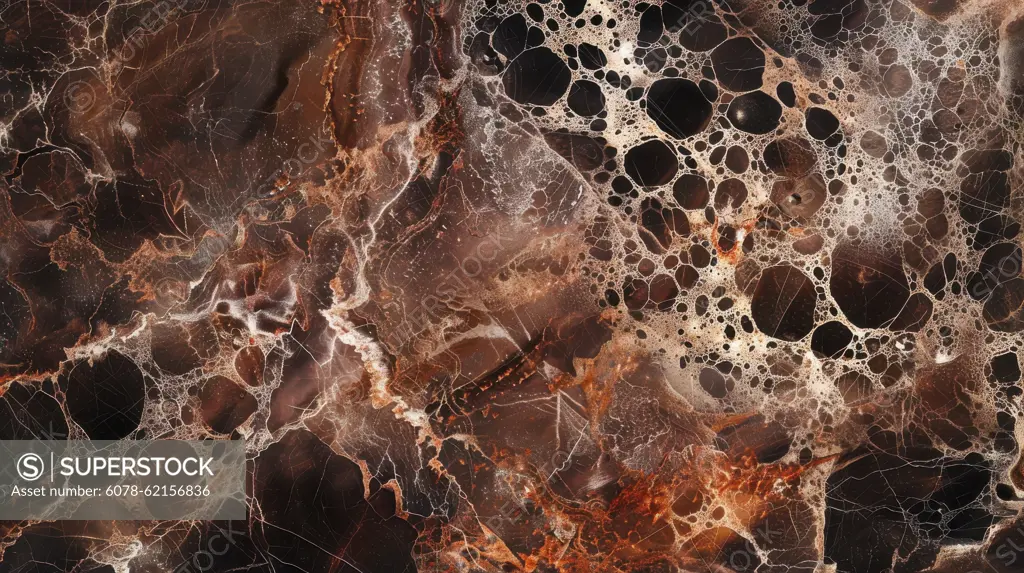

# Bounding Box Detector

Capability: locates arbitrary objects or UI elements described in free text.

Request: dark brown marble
[2,0,1024,571]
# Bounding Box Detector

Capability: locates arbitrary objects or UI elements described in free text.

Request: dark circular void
[699,367,731,398]
[751,264,817,341]
[578,43,607,69]
[567,80,605,116]
[830,243,911,328]
[777,81,796,107]
[645,78,713,138]
[63,350,145,439]
[811,321,854,358]
[625,139,678,187]
[637,5,664,45]
[673,174,711,209]
[493,14,528,58]
[711,37,766,92]
[806,107,841,139]
[727,91,783,134]
[502,47,572,106]
[564,0,587,17]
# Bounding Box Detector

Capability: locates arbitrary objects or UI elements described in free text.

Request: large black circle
[567,80,605,116]
[625,140,678,187]
[502,47,572,106]
[811,321,854,358]
[727,91,783,134]
[63,350,146,439]
[711,37,766,92]
[806,107,841,140]
[645,78,713,139]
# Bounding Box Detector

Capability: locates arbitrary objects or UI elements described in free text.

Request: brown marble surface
[2,0,1024,571]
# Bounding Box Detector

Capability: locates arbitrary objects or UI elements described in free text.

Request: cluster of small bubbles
[462,0,1024,503]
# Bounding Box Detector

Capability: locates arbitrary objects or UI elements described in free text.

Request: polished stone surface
[2,0,1024,571]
